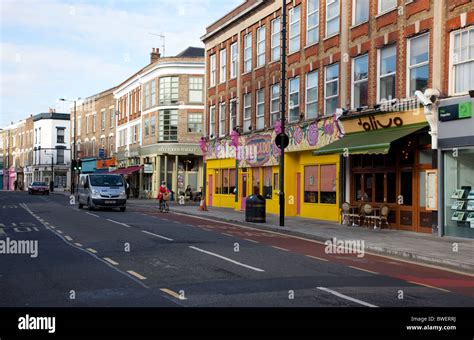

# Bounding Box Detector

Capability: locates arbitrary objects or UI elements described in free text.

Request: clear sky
[0,0,242,127]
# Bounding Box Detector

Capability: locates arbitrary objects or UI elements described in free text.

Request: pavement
[126,198,474,274]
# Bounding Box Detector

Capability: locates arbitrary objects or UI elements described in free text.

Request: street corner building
[70,47,206,199]
[200,0,474,238]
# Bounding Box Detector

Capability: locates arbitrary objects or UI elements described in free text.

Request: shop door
[241,174,247,211]
[296,173,301,215]
[398,169,415,231]
[417,169,433,233]
[208,175,213,207]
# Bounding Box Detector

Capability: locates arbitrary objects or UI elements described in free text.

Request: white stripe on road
[127,270,147,280]
[103,257,119,266]
[272,246,289,252]
[244,238,259,244]
[64,235,73,241]
[221,233,234,237]
[141,230,173,241]
[86,212,100,218]
[106,219,131,228]
[189,246,265,272]
[316,287,378,308]
[74,243,83,247]
[86,248,98,254]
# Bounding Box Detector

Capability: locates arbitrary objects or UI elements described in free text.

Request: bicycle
[159,198,169,213]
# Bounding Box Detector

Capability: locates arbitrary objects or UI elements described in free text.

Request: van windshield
[89,175,124,187]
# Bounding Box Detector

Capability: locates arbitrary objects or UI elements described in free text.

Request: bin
[245,195,266,223]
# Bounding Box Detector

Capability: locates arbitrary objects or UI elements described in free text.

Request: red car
[28,182,50,195]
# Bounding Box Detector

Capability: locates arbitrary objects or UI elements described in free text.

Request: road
[1,191,473,307]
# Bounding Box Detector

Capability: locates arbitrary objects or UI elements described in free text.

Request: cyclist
[157,181,170,212]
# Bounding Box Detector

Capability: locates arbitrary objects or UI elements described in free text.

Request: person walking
[157,181,170,212]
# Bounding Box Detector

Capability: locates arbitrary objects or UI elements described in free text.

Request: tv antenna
[148,33,165,57]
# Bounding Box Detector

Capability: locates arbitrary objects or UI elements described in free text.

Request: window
[101,111,106,130]
[229,169,236,195]
[110,109,114,128]
[304,165,318,203]
[353,0,369,25]
[243,93,252,130]
[352,54,369,108]
[257,26,266,67]
[151,115,156,136]
[289,77,300,122]
[159,109,178,141]
[289,6,301,53]
[77,118,81,136]
[271,17,281,61]
[221,169,230,194]
[252,168,260,195]
[159,77,179,104]
[378,44,396,102]
[451,27,474,94]
[325,63,339,115]
[189,77,203,103]
[307,0,319,45]
[133,125,139,143]
[244,33,252,73]
[263,167,273,199]
[220,49,227,83]
[306,70,318,118]
[56,128,65,143]
[145,118,150,137]
[230,43,238,79]
[326,0,340,37]
[86,116,89,134]
[229,99,237,132]
[92,113,96,132]
[188,113,203,133]
[151,80,157,107]
[57,149,64,164]
[320,164,336,204]
[378,0,397,14]
[256,89,265,130]
[219,102,226,137]
[209,106,216,138]
[109,136,114,155]
[270,84,280,126]
[407,33,429,97]
[210,54,216,87]
[145,83,150,109]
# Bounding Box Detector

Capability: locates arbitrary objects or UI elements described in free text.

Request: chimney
[150,47,161,63]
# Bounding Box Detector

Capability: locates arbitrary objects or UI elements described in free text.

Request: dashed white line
[272,246,289,252]
[316,287,378,307]
[349,266,378,275]
[189,246,265,272]
[306,255,328,262]
[221,233,234,237]
[141,230,173,241]
[244,238,259,244]
[86,212,100,218]
[106,219,131,228]
[56,230,63,234]
[74,243,83,247]
[86,248,98,254]
[103,257,119,266]
[127,270,147,280]
[408,281,451,293]
[64,235,73,241]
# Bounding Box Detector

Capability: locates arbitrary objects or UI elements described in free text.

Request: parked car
[78,174,127,211]
[28,182,50,195]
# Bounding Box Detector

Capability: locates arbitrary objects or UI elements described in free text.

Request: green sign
[439,101,472,122]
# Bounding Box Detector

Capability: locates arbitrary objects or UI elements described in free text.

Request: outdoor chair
[341,202,359,226]
[375,205,390,229]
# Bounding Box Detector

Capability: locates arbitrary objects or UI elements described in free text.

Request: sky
[0,0,242,127]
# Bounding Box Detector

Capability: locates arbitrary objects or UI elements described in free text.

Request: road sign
[275,133,289,150]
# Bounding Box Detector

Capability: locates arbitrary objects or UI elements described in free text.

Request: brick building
[201,0,474,235]
[113,47,205,199]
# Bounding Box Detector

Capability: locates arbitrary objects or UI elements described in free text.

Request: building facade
[202,0,474,236]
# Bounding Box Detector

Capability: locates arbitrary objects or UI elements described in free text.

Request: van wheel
[78,203,83,209]
[120,207,126,212]
[88,199,94,211]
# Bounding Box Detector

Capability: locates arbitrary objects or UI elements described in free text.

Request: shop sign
[438,101,472,122]
[143,164,153,174]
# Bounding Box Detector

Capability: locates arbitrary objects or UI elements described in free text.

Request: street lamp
[60,98,80,194]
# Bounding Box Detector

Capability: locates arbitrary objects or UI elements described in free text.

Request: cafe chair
[362,203,376,228]
[341,202,359,226]
[375,205,390,229]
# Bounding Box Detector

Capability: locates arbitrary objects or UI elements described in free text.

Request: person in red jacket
[157,181,170,212]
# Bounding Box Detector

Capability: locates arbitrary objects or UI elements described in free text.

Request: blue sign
[99,148,105,158]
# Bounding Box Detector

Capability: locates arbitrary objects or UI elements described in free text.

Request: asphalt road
[1,191,473,307]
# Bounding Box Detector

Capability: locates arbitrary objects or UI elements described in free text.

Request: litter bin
[245,194,266,223]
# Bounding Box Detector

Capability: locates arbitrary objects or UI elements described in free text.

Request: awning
[108,165,142,175]
[313,123,428,155]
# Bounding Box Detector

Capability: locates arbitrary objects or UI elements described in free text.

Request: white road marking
[106,219,131,228]
[127,270,147,280]
[408,281,451,293]
[349,266,378,275]
[104,257,119,266]
[316,287,378,307]
[64,235,73,241]
[189,246,265,272]
[141,230,173,241]
[74,243,83,247]
[86,212,100,218]
[221,233,234,237]
[86,248,98,254]
[306,255,328,262]
[57,230,63,234]
[244,238,259,244]
[272,246,289,252]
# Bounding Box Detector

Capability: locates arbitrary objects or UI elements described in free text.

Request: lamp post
[279,0,288,227]
[60,98,79,194]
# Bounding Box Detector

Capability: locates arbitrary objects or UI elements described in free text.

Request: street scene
[1,0,474,337]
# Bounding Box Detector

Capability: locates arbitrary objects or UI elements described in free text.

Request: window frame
[270,83,280,126]
[306,70,319,119]
[220,48,227,83]
[377,44,397,103]
[289,5,301,54]
[210,54,216,87]
[159,76,179,105]
[406,32,430,98]
[230,42,238,79]
[244,33,253,73]
[189,76,203,103]
[306,0,319,46]
[351,53,369,109]
[243,93,252,131]
[229,99,237,132]
[256,89,265,130]
[256,26,266,68]
[158,109,178,142]
[219,102,226,137]
[352,0,369,26]
[209,106,216,139]
[271,17,281,62]
[378,0,397,15]
[288,76,300,122]
[187,113,203,134]
[325,63,339,115]
[326,0,340,38]
[449,27,474,95]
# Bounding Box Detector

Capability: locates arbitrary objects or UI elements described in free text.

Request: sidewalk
[127,199,474,274]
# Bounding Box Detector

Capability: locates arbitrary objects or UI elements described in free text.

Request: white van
[78,174,127,211]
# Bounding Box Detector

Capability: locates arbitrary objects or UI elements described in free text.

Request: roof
[175,47,205,58]
[32,113,70,122]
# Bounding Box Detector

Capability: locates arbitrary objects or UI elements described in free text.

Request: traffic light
[78,159,82,171]
[71,159,77,171]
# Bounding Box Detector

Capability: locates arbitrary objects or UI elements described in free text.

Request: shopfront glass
[444,148,474,239]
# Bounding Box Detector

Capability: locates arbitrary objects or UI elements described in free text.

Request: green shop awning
[313,123,428,155]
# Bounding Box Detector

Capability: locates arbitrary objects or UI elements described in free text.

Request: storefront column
[174,155,179,198]
[164,155,168,186]
[155,156,161,195]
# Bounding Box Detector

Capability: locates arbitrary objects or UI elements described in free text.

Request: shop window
[263,167,272,199]
[419,149,432,165]
[375,173,384,203]
[304,165,319,203]
[386,150,396,167]
[221,169,230,194]
[252,168,260,195]
[419,171,426,207]
[229,169,236,195]
[274,172,279,191]
[387,172,396,203]
[352,155,362,168]
[320,164,336,204]
[355,173,362,201]
[362,155,373,168]
[400,171,413,206]
[400,139,415,165]
[215,170,220,194]
[363,174,373,201]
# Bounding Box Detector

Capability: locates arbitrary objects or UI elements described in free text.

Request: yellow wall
[206,159,236,209]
